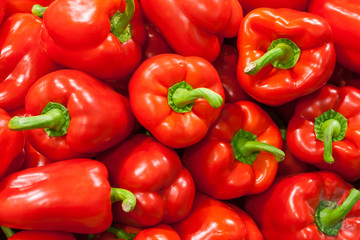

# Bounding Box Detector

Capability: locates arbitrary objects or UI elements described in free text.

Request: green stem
[244,38,301,75]
[107,226,136,240]
[321,119,341,163]
[315,188,360,236]
[32,4,47,18]
[110,187,136,212]
[1,226,14,238]
[8,102,70,137]
[110,0,135,43]
[240,141,285,163]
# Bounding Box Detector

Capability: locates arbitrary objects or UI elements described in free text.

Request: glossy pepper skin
[238,0,309,14]
[8,230,76,240]
[140,0,243,62]
[182,101,284,199]
[287,84,360,182]
[237,8,336,106]
[98,134,196,227]
[134,224,181,240]
[4,0,54,18]
[129,54,225,148]
[0,108,24,179]
[309,0,360,75]
[8,69,135,161]
[0,159,136,234]
[38,0,146,81]
[171,192,264,240]
[0,13,58,111]
[245,171,360,239]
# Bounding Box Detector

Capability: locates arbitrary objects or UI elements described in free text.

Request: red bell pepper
[4,0,54,18]
[212,44,251,103]
[0,159,136,234]
[171,192,264,239]
[0,0,5,24]
[8,69,135,162]
[238,0,309,14]
[34,0,146,81]
[287,84,360,182]
[182,101,284,199]
[133,224,180,240]
[245,171,360,239]
[309,0,360,75]
[0,108,24,180]
[98,134,196,227]
[237,8,336,106]
[0,13,58,112]
[5,229,76,240]
[140,0,243,62]
[129,54,225,148]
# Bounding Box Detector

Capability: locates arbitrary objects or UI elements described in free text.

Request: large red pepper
[182,101,284,199]
[129,54,225,148]
[238,0,309,14]
[237,8,336,106]
[171,192,264,239]
[34,0,146,81]
[245,171,360,239]
[0,159,136,234]
[140,0,243,62]
[98,134,196,227]
[0,13,58,112]
[287,84,360,182]
[4,229,76,240]
[0,108,24,180]
[309,0,360,75]
[8,69,135,161]
[4,0,54,18]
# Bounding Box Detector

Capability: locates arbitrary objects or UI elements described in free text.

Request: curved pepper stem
[1,226,14,238]
[168,81,223,113]
[315,188,360,236]
[111,187,136,213]
[231,129,285,165]
[314,109,348,164]
[110,0,135,43]
[244,38,301,75]
[32,4,47,18]
[106,226,137,240]
[8,102,70,137]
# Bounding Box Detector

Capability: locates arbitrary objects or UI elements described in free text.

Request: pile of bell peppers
[1,0,360,239]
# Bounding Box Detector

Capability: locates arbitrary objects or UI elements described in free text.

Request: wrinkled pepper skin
[0,108,24,180]
[287,84,360,182]
[0,159,117,234]
[140,0,243,62]
[245,171,360,239]
[9,69,135,161]
[237,8,336,106]
[8,230,76,240]
[182,101,283,199]
[4,0,54,18]
[0,13,58,111]
[238,0,309,14]
[309,0,360,75]
[39,0,146,80]
[129,54,225,148]
[99,134,196,227]
[171,192,264,240]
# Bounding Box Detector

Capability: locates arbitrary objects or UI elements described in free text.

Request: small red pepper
[309,0,360,75]
[237,8,336,106]
[8,69,135,161]
[238,0,309,14]
[140,0,243,62]
[182,101,284,199]
[0,13,58,111]
[98,134,196,227]
[245,171,360,239]
[129,54,225,148]
[0,159,136,234]
[34,0,146,81]
[287,84,360,182]
[133,224,180,240]
[171,192,264,239]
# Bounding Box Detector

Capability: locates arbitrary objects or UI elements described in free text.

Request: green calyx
[244,38,301,75]
[314,109,348,163]
[106,226,137,240]
[315,188,360,236]
[231,129,285,165]
[110,0,135,43]
[8,102,70,137]
[168,81,223,113]
[1,226,14,238]
[110,187,136,213]
[31,4,47,18]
